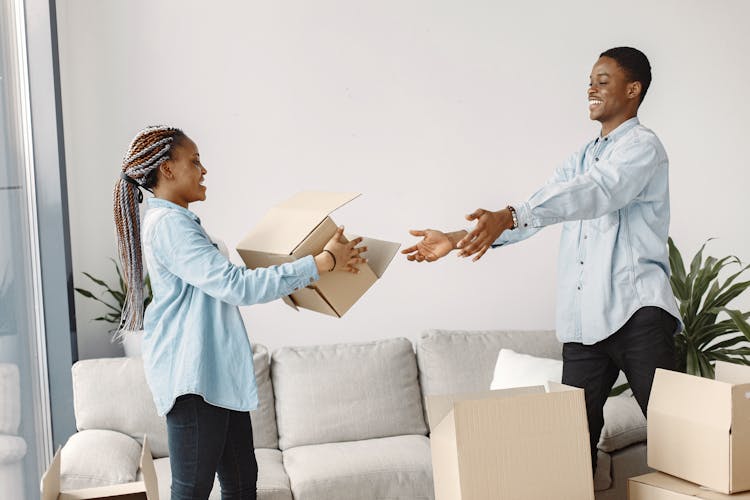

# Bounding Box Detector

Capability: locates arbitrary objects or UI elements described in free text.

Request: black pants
[166,394,258,500]
[561,306,676,472]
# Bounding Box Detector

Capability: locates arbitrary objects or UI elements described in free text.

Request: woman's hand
[315,226,368,274]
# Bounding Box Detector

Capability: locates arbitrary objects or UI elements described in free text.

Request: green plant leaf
[609,383,631,397]
[668,237,688,298]
[74,287,96,299]
[703,335,748,352]
[717,307,750,342]
[81,272,109,289]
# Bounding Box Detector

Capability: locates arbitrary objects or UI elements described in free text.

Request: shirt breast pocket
[591,210,619,233]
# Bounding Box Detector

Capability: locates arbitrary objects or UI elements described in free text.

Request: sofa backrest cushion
[271,337,427,450]
[249,344,279,449]
[72,357,168,457]
[416,329,561,429]
[71,343,278,457]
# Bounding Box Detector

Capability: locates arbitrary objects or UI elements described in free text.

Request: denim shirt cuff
[294,255,320,286]
[512,201,533,229]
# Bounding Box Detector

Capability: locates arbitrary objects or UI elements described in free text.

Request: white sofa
[61,330,649,500]
[0,363,26,500]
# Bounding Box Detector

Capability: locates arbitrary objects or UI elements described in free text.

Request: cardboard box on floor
[41,437,158,500]
[629,472,750,500]
[236,192,400,317]
[647,362,750,494]
[426,383,595,500]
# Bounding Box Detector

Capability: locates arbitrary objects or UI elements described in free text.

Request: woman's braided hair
[113,125,185,332]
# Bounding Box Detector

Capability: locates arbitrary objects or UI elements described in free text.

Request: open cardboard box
[647,362,750,494]
[426,383,595,500]
[236,192,400,317]
[629,472,750,500]
[41,437,158,500]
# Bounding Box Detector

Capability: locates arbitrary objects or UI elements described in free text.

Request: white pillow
[490,349,628,391]
[490,349,564,391]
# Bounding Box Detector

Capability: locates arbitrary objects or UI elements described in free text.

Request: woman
[113,125,366,500]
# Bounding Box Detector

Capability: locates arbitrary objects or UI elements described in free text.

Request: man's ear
[627,81,642,101]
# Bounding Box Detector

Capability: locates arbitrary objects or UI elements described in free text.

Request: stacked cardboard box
[427,382,595,500]
[628,362,750,499]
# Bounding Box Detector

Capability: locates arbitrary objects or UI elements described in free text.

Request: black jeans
[561,306,676,472]
[166,394,258,500]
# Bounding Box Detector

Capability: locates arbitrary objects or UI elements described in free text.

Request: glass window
[1,0,54,498]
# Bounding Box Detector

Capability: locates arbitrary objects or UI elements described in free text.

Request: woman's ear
[159,161,174,181]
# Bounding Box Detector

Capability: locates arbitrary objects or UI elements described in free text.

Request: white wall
[56,0,750,359]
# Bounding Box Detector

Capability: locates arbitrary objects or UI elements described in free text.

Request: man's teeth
[589,100,603,105]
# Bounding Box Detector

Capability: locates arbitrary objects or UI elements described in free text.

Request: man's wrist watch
[506,205,519,230]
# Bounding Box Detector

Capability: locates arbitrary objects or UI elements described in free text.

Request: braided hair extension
[113,125,186,333]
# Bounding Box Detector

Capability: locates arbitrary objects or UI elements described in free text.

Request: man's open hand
[457,208,513,261]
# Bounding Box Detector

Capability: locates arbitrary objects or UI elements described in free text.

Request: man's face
[588,56,639,124]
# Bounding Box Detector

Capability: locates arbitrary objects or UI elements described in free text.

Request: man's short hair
[600,47,652,103]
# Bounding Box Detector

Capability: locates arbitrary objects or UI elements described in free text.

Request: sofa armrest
[60,429,142,490]
[0,434,27,465]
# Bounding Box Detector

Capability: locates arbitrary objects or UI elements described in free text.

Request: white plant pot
[121,330,144,358]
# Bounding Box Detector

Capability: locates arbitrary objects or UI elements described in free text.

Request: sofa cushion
[250,344,279,449]
[594,450,612,491]
[491,348,564,390]
[272,338,427,450]
[282,435,433,500]
[72,357,169,457]
[416,330,561,429]
[0,363,20,435]
[72,344,276,457]
[148,449,291,500]
[598,395,647,453]
[60,429,141,490]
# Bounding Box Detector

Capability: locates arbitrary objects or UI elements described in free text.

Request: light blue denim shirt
[494,117,681,345]
[141,197,319,416]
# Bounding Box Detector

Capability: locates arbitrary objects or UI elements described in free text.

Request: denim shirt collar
[147,197,201,224]
[595,116,640,145]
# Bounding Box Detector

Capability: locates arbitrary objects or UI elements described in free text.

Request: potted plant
[74,258,152,357]
[668,237,750,377]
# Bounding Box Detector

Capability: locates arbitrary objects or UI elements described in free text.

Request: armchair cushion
[60,429,141,490]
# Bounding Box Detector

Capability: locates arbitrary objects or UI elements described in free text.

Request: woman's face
[160,136,207,207]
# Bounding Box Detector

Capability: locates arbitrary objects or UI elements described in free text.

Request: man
[403,47,680,472]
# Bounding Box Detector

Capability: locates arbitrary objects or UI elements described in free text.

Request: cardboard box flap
[649,369,733,430]
[430,409,461,500]
[140,437,158,500]
[716,361,750,385]
[41,447,62,500]
[426,386,544,430]
[630,472,750,499]
[274,191,361,214]
[731,384,750,492]
[359,237,400,278]
[548,381,582,393]
[58,481,147,499]
[237,192,361,255]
